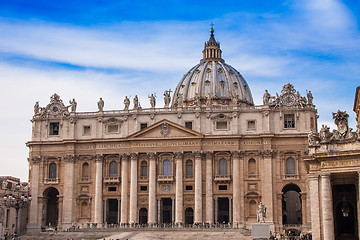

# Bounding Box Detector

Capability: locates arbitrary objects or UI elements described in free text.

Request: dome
[172,28,254,107]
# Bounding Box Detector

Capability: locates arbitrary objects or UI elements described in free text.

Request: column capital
[94,154,103,162]
[194,151,202,159]
[30,156,42,164]
[174,152,183,160]
[308,174,320,180]
[147,152,156,160]
[205,151,213,159]
[121,154,129,161]
[130,153,138,161]
[321,172,331,178]
[63,154,77,162]
[231,151,241,159]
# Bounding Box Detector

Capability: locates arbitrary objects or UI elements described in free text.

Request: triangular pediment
[128,119,203,139]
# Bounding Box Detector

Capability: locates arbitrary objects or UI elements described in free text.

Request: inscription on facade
[321,160,360,168]
[241,140,270,145]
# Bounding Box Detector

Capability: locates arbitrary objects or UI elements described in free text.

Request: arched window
[163,160,171,176]
[141,161,148,177]
[185,160,193,177]
[109,161,118,177]
[49,163,57,179]
[249,200,257,217]
[219,158,227,175]
[82,162,90,179]
[81,202,88,218]
[248,159,256,176]
[286,157,295,175]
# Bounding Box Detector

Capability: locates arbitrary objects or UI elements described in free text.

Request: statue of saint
[133,95,139,109]
[97,98,104,111]
[177,94,183,107]
[257,202,266,223]
[123,96,130,110]
[263,90,270,106]
[69,98,77,112]
[307,90,313,105]
[149,94,156,108]
[34,101,40,115]
[206,93,212,106]
[194,93,200,106]
[164,90,171,108]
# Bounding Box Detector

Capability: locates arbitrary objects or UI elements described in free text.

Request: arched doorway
[282,184,302,225]
[44,187,59,227]
[185,207,194,225]
[139,208,148,224]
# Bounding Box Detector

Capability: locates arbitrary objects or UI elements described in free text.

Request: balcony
[214,175,231,182]
[157,175,174,183]
[103,177,121,184]
[44,178,59,184]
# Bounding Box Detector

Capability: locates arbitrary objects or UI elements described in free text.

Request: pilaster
[194,151,202,223]
[62,154,76,228]
[321,173,334,240]
[129,153,138,224]
[232,151,240,226]
[94,154,103,225]
[148,152,157,225]
[205,152,214,224]
[120,154,129,224]
[175,152,183,225]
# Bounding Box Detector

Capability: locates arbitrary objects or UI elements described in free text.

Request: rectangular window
[108,187,117,192]
[140,186,148,191]
[185,121,193,130]
[49,122,59,135]
[219,185,228,190]
[108,124,119,133]
[247,120,256,130]
[140,123,148,130]
[284,114,295,129]
[216,121,228,130]
[185,185,193,191]
[83,126,91,136]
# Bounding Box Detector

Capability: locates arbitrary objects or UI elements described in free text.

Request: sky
[0,0,359,181]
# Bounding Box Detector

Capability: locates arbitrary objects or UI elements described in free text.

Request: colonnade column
[129,153,138,225]
[120,154,129,224]
[321,173,334,240]
[194,151,202,223]
[261,149,273,222]
[62,155,75,228]
[232,151,240,226]
[205,152,214,224]
[148,153,157,225]
[28,156,41,232]
[94,154,103,225]
[308,175,321,240]
[214,197,218,223]
[175,152,183,225]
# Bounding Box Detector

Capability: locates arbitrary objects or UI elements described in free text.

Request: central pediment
[128,119,203,140]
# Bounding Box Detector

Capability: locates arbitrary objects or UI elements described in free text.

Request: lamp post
[3,182,31,240]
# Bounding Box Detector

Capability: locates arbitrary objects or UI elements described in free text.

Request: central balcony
[157,175,174,183]
[214,175,231,182]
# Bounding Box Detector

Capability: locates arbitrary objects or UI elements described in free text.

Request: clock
[283,94,295,106]
[50,104,61,114]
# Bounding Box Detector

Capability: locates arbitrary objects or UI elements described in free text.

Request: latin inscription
[241,140,270,145]
[321,160,360,168]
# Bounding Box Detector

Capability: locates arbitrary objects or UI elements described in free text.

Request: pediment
[128,119,203,139]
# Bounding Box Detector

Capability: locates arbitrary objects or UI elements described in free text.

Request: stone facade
[27,29,316,234]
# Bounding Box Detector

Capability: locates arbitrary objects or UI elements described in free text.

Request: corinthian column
[120,154,129,224]
[129,153,138,225]
[261,150,273,222]
[28,156,41,232]
[308,175,320,240]
[321,173,334,240]
[175,152,183,225]
[232,151,240,226]
[94,154,103,225]
[148,153,157,225]
[205,152,214,224]
[62,155,75,229]
[194,151,202,224]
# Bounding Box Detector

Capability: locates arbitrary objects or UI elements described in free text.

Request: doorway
[44,187,59,227]
[218,197,229,224]
[161,198,172,224]
[185,207,194,225]
[282,184,302,225]
[139,208,148,224]
[106,199,118,224]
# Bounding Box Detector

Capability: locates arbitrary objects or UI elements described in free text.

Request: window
[49,122,59,135]
[162,160,171,176]
[247,120,256,130]
[81,202,88,218]
[219,185,228,190]
[216,121,228,130]
[185,160,193,177]
[286,157,296,175]
[83,126,91,136]
[108,186,117,192]
[82,162,90,179]
[140,123,148,130]
[5,209,10,227]
[109,161,118,177]
[49,163,57,179]
[140,186,148,191]
[108,124,119,133]
[219,158,227,175]
[185,185,193,191]
[141,161,148,177]
[284,114,295,128]
[248,159,256,176]
[185,121,193,130]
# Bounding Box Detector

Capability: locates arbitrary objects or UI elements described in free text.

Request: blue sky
[0,0,359,181]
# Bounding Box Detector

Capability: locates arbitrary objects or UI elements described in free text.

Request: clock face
[283,94,295,106]
[50,104,61,114]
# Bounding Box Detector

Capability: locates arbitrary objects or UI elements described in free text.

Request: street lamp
[3,182,31,240]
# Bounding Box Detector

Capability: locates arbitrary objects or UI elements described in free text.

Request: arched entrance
[185,207,194,225]
[282,184,302,225]
[44,187,59,227]
[139,208,148,225]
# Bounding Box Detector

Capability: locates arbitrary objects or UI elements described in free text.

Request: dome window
[205,80,210,86]
[206,68,211,73]
[191,82,196,85]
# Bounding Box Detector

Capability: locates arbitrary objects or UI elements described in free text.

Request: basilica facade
[27,29,317,234]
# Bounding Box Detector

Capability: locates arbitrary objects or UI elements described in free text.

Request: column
[308,175,321,240]
[214,197,218,223]
[175,152,183,225]
[129,153,138,225]
[321,173,334,240]
[261,150,273,222]
[194,151,202,223]
[229,197,232,223]
[120,154,129,224]
[62,155,75,228]
[232,151,240,226]
[94,155,103,226]
[157,198,161,223]
[28,157,41,232]
[148,153,157,225]
[239,151,245,222]
[172,197,175,223]
[205,152,214,224]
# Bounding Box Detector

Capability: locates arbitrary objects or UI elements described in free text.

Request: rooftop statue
[97,98,104,112]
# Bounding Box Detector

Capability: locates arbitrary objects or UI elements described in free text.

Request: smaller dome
[172,28,254,107]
